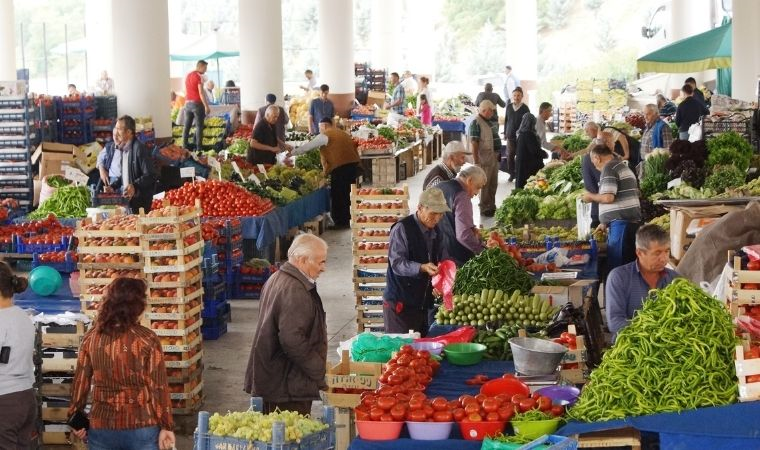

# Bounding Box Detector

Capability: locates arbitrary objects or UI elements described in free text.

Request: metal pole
[42,23,48,94]
[216,57,221,88]
[65,24,70,85]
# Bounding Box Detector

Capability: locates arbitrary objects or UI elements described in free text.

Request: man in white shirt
[95,70,114,95]
[503,65,520,103]
[536,102,560,158]
[300,69,317,92]
[401,71,418,97]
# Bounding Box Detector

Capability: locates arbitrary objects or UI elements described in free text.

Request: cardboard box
[321,350,382,408]
[531,279,596,308]
[669,205,741,261]
[366,91,386,108]
[32,142,77,179]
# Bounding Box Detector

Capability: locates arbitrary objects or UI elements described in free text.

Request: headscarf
[517,113,537,139]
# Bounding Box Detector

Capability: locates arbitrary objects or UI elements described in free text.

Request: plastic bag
[535,247,570,267]
[414,326,477,346]
[432,259,456,310]
[350,332,413,363]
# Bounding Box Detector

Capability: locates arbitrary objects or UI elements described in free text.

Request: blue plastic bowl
[28,266,62,296]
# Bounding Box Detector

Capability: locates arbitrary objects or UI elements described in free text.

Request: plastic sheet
[432,259,456,310]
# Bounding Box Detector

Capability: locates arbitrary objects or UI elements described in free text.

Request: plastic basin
[411,341,445,356]
[536,385,581,406]
[511,418,561,440]
[509,337,567,376]
[29,266,62,297]
[406,421,453,440]
[458,420,506,441]
[480,376,530,397]
[355,420,404,440]
[444,343,487,366]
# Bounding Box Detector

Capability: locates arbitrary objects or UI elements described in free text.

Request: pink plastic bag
[415,326,477,345]
[432,259,457,310]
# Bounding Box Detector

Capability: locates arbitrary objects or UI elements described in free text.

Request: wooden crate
[573,427,641,449]
[138,202,202,225]
[161,332,202,353]
[141,238,204,257]
[145,270,202,288]
[40,321,87,348]
[167,361,203,383]
[735,343,760,402]
[332,407,356,450]
[169,378,203,400]
[75,216,140,239]
[350,184,409,201]
[140,222,203,241]
[560,325,589,385]
[727,251,760,308]
[143,250,202,273]
[165,348,203,369]
[148,314,202,337]
[322,350,382,408]
[146,284,204,305]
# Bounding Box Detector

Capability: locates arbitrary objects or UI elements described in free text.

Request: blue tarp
[15,274,80,314]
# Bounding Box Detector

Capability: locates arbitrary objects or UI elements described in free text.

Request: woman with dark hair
[515,113,545,189]
[0,262,35,448]
[69,278,175,450]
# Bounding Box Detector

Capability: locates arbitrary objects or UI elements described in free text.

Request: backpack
[606,126,642,168]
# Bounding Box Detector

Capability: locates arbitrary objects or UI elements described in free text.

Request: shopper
[640,104,674,160]
[308,84,335,134]
[419,94,432,126]
[0,264,36,449]
[675,83,709,140]
[606,225,679,342]
[254,94,290,142]
[204,80,217,105]
[656,94,676,117]
[515,113,545,189]
[503,65,520,104]
[387,72,406,115]
[582,144,641,273]
[422,141,471,190]
[98,115,157,213]
[536,102,560,157]
[244,233,329,416]
[96,70,114,95]
[474,83,506,124]
[69,277,175,450]
[436,165,487,267]
[182,60,210,151]
[249,106,291,166]
[383,188,450,336]
[292,118,360,229]
[503,87,530,179]
[685,77,707,108]
[468,100,500,217]
[416,76,431,115]
[300,69,317,92]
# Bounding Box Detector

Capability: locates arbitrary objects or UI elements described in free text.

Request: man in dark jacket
[383,188,450,336]
[254,93,289,142]
[675,84,709,140]
[244,233,328,415]
[97,115,157,213]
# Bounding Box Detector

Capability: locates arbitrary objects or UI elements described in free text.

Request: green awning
[637,22,731,73]
[169,33,239,62]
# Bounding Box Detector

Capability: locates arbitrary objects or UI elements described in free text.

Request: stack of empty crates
[200,229,230,340]
[351,184,409,332]
[37,318,88,449]
[213,219,244,298]
[139,205,204,416]
[0,86,36,211]
[92,96,117,142]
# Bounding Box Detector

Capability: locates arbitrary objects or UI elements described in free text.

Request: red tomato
[482,398,499,413]
[406,409,427,422]
[379,413,394,422]
[431,397,449,411]
[408,398,424,411]
[452,408,466,422]
[464,403,480,416]
[369,407,384,421]
[537,396,552,412]
[748,260,760,271]
[550,405,565,417]
[376,396,396,411]
[518,398,537,412]
[485,412,501,422]
[511,394,528,405]
[390,404,406,421]
[497,406,515,422]
[466,413,483,422]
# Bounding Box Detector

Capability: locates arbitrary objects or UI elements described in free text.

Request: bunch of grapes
[208,410,328,443]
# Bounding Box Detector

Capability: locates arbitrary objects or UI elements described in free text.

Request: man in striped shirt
[582,144,641,273]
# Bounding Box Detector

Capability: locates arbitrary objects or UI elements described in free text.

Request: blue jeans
[607,220,639,274]
[183,101,205,151]
[88,426,160,450]
[678,131,689,140]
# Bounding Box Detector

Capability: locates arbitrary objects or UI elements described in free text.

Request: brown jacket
[244,262,328,402]
[320,128,360,175]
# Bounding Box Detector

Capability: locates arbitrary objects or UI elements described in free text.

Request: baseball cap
[443,141,472,156]
[418,188,451,213]
[265,93,276,103]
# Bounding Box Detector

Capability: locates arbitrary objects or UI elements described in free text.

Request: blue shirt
[308,98,335,134]
[606,260,679,341]
[388,213,448,277]
[96,142,122,179]
[391,84,406,114]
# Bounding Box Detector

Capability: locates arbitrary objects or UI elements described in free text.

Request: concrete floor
[174,160,513,448]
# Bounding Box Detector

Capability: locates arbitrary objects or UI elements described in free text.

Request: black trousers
[264,400,312,416]
[330,163,358,227]
[0,389,38,449]
[383,302,429,337]
[183,101,205,151]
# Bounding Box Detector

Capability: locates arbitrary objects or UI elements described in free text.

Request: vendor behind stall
[248,105,292,165]
[606,224,678,342]
[383,188,450,336]
[436,165,487,267]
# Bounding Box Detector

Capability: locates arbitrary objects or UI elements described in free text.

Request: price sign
[63,166,89,185]
[248,174,261,186]
[257,164,268,178]
[179,167,196,179]
[231,161,245,180]
[207,157,222,180]
[195,176,207,182]
[152,191,165,200]
[667,178,682,189]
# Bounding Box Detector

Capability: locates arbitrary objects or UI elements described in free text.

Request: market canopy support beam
[110,0,171,137]
[84,0,113,91]
[238,0,284,124]
[318,0,355,118]
[731,0,760,102]
[0,0,17,81]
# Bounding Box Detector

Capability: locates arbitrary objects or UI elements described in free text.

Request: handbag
[67,410,90,431]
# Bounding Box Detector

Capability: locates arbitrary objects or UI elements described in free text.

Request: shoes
[481,210,495,217]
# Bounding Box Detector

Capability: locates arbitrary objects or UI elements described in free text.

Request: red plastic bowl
[355,420,404,440]
[458,420,506,441]
[480,376,530,397]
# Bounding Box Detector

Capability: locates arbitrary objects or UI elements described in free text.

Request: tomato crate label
[326,374,378,390]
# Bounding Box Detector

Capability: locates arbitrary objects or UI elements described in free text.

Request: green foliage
[640,173,669,199]
[703,165,747,194]
[706,131,753,172]
[495,191,540,226]
[548,156,584,188]
[442,0,505,43]
[560,132,592,152]
[536,194,577,220]
[294,148,322,172]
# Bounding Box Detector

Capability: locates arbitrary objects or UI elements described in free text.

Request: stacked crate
[139,205,204,415]
[0,91,36,210]
[55,96,94,145]
[200,233,230,340]
[726,251,760,402]
[351,185,409,332]
[212,219,244,298]
[135,116,156,148]
[37,319,88,449]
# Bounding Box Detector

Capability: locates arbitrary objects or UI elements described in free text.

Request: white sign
[207,157,222,180]
[180,167,196,178]
[152,191,165,200]
[257,164,268,179]
[63,166,89,185]
[231,161,245,180]
[667,178,682,189]
[195,176,207,182]
[248,174,261,186]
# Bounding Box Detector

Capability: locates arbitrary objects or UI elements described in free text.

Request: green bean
[568,279,738,422]
[28,185,91,219]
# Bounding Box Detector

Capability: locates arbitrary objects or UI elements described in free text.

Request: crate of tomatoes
[32,251,78,273]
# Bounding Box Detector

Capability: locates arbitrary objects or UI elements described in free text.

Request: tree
[442,0,505,44]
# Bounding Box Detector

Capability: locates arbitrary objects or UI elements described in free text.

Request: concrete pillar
[732,0,760,102]
[318,0,354,117]
[110,0,171,137]
[371,0,402,72]
[669,0,712,42]
[84,0,113,91]
[0,0,17,81]
[505,0,538,111]
[239,0,284,123]
[406,0,436,79]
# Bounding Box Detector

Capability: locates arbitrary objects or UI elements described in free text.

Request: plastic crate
[202,281,225,302]
[201,300,229,319]
[92,193,129,207]
[15,235,71,254]
[202,218,242,238]
[201,322,227,340]
[32,252,78,273]
[202,309,231,329]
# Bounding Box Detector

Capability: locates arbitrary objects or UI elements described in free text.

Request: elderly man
[96,115,157,213]
[582,144,641,273]
[182,60,210,151]
[383,188,450,335]
[422,141,471,190]
[675,84,709,140]
[606,225,678,342]
[249,105,292,165]
[293,118,360,229]
[204,79,217,105]
[255,94,290,142]
[244,233,328,415]
[536,102,560,157]
[503,88,529,179]
[469,100,500,217]
[308,84,335,134]
[437,165,487,266]
[387,72,406,115]
[640,103,674,160]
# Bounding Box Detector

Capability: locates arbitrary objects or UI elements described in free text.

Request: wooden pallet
[573,427,641,449]
[40,321,87,348]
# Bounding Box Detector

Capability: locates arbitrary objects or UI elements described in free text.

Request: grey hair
[479,100,495,114]
[635,224,670,250]
[265,105,280,119]
[585,121,600,134]
[457,164,487,185]
[288,233,328,263]
[644,103,658,114]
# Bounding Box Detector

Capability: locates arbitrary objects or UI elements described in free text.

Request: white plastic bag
[535,247,571,267]
[688,121,703,142]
